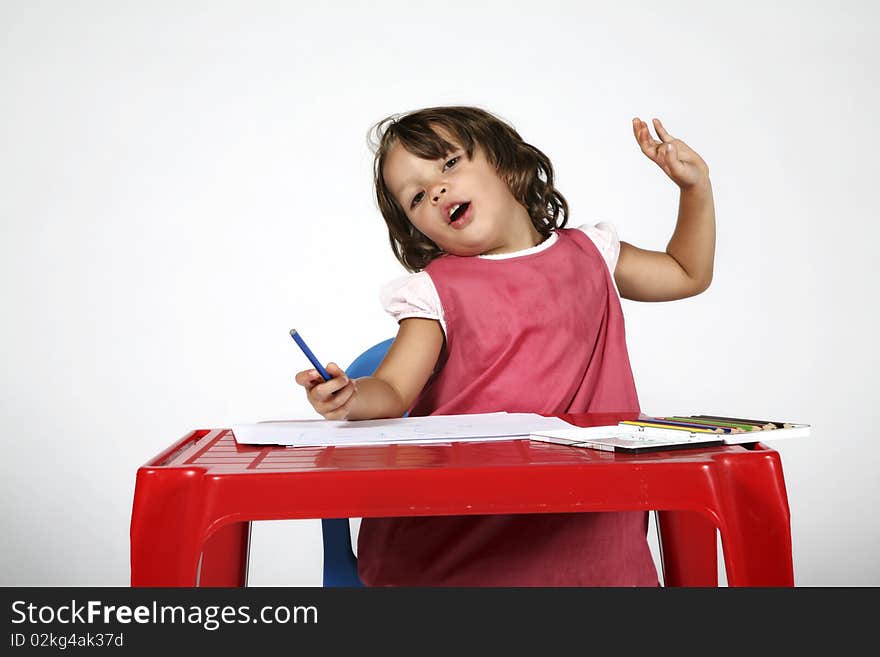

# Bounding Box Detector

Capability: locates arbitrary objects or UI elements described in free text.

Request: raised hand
[632,117,710,190]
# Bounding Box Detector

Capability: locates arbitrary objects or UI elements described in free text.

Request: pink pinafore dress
[357,228,659,586]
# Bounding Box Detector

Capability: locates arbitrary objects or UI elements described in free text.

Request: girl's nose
[432,187,446,203]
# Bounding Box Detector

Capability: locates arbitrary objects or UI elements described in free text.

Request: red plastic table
[130,412,794,587]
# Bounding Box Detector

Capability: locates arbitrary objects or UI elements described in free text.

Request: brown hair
[367,106,569,272]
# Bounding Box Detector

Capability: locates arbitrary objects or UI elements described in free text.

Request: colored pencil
[692,414,792,429]
[636,417,737,433]
[620,420,720,434]
[661,416,758,432]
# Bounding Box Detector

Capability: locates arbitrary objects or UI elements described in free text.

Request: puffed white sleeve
[576,221,621,274]
[379,272,447,337]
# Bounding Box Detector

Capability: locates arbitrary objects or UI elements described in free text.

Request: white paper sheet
[231,412,575,447]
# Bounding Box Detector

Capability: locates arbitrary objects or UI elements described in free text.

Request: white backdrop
[2,0,877,586]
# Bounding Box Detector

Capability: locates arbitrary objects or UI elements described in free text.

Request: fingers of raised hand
[652,118,674,143]
[632,117,660,158]
[656,141,679,173]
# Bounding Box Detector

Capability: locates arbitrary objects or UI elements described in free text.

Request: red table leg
[130,468,208,586]
[198,522,251,587]
[657,510,719,587]
[714,450,794,586]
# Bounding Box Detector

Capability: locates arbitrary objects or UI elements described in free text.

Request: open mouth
[448,201,471,224]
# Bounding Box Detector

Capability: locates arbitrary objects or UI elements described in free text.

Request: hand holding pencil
[295,361,359,421]
[291,329,359,421]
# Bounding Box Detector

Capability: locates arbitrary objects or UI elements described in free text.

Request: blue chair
[321,338,395,587]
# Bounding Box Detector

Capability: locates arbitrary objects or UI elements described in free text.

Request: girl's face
[382,130,541,257]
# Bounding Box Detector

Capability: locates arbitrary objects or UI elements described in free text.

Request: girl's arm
[347,318,443,420]
[295,317,443,421]
[615,118,716,302]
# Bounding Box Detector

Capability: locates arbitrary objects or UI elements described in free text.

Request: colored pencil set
[620,414,797,434]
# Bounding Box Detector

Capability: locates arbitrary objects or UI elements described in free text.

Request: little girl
[295,106,715,586]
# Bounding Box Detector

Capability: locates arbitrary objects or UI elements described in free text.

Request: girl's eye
[410,155,460,207]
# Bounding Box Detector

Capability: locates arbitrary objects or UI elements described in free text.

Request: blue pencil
[289,329,332,381]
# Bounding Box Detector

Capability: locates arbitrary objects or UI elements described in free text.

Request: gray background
[2,0,877,586]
